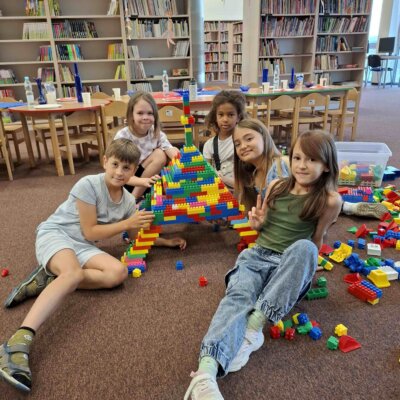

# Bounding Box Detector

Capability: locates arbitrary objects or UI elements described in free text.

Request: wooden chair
[0,118,14,180]
[91,91,111,99]
[296,92,331,131]
[158,106,186,144]
[247,82,260,88]
[60,111,103,175]
[326,88,360,141]
[100,101,128,147]
[257,95,300,146]
[0,97,25,163]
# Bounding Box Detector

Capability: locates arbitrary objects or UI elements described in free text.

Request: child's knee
[152,148,167,165]
[59,268,85,290]
[106,263,128,287]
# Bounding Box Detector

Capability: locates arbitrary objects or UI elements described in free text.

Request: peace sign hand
[248,194,268,231]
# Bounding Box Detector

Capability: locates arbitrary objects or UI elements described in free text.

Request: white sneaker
[184,371,224,400]
[228,329,264,373]
[353,202,388,219]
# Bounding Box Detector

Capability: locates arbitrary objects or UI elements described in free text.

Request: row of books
[108,44,124,60]
[24,0,60,16]
[205,32,219,42]
[56,44,83,60]
[127,45,140,59]
[37,67,56,82]
[61,85,101,97]
[39,45,53,61]
[318,16,369,34]
[204,22,219,31]
[124,0,180,17]
[316,36,350,52]
[22,23,50,40]
[258,58,286,76]
[59,65,74,82]
[259,39,281,57]
[233,35,242,44]
[0,69,17,85]
[131,61,146,79]
[172,40,189,57]
[205,72,219,81]
[0,89,15,98]
[260,16,315,37]
[220,43,228,52]
[126,19,189,39]
[261,0,316,15]
[220,32,229,42]
[131,82,153,92]
[114,64,127,80]
[319,0,372,14]
[205,54,219,62]
[107,0,119,16]
[315,54,338,70]
[205,43,219,52]
[233,54,242,63]
[233,44,242,53]
[205,64,219,72]
[52,20,98,39]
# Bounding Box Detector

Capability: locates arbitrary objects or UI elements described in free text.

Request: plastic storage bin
[335,142,392,187]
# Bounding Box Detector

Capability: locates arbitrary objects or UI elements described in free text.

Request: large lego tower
[122,93,258,270]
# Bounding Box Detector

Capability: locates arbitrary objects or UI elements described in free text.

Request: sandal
[0,342,32,392]
[4,265,54,308]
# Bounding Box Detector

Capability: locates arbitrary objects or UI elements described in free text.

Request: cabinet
[241,0,371,88]
[0,0,192,99]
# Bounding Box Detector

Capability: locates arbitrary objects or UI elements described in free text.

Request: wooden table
[9,99,109,177]
[245,85,353,141]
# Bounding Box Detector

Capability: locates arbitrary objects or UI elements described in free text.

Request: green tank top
[256,193,316,254]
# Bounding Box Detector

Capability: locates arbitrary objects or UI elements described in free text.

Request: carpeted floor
[0,86,399,400]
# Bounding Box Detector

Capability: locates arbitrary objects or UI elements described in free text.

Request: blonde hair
[267,130,338,221]
[126,91,161,138]
[233,118,281,211]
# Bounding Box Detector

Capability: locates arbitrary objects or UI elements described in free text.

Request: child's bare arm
[312,192,342,249]
[165,146,180,160]
[127,175,160,188]
[77,199,154,241]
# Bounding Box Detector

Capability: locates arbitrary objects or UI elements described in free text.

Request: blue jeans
[199,239,318,376]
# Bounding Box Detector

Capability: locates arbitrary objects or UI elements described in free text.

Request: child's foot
[228,328,264,373]
[4,266,54,308]
[184,371,224,400]
[0,329,34,392]
[342,202,388,219]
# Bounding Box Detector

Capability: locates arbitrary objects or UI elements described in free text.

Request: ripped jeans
[199,239,318,377]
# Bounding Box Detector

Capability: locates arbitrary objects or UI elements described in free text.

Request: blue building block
[309,326,322,340]
[176,260,184,270]
[298,313,309,325]
[357,238,366,249]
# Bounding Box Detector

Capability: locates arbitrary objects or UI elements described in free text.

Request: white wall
[204,0,243,21]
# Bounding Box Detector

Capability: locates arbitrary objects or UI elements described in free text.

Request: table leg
[94,109,104,164]
[338,90,348,142]
[48,113,64,176]
[19,114,36,168]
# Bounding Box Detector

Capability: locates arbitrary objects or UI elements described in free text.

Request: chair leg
[10,133,22,163]
[62,117,75,175]
[40,131,51,162]
[1,144,14,181]
[35,137,42,160]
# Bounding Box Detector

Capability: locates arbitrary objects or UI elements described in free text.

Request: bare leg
[132,148,167,198]
[21,250,127,331]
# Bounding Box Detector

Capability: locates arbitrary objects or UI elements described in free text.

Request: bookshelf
[241,0,371,88]
[232,21,243,86]
[124,0,191,92]
[0,0,193,99]
[204,20,237,84]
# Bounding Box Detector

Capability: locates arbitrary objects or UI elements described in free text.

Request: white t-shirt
[203,136,234,182]
[114,126,173,164]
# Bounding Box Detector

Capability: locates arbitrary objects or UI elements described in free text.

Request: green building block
[347,226,357,233]
[305,287,328,300]
[316,277,327,287]
[326,336,339,350]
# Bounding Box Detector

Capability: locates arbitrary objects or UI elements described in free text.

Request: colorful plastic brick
[309,326,322,340]
[284,327,295,340]
[338,335,361,353]
[334,324,348,337]
[269,325,281,339]
[367,243,382,256]
[1,268,9,277]
[316,276,327,287]
[326,336,339,350]
[367,269,390,288]
[132,268,142,278]
[199,276,208,287]
[305,287,328,300]
[297,313,309,325]
[176,260,184,270]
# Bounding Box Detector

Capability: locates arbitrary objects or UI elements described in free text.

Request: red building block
[269,326,281,339]
[1,268,9,277]
[284,327,295,340]
[199,276,208,287]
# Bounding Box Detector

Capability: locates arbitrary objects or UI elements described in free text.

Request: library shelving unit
[204,20,237,84]
[0,0,193,98]
[241,0,371,88]
[314,0,372,87]
[124,0,191,92]
[0,0,127,99]
[232,21,243,86]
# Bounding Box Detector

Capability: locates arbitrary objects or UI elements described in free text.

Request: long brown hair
[126,91,161,138]
[267,130,338,221]
[233,118,282,211]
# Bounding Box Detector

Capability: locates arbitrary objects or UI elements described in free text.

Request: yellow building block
[132,268,142,278]
[292,313,300,324]
[164,216,177,221]
[274,320,284,332]
[368,269,390,288]
[240,230,258,237]
[334,324,348,336]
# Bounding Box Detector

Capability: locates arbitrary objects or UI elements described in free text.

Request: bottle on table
[36,78,47,104]
[162,70,169,94]
[24,76,34,107]
[273,62,280,91]
[74,63,83,103]
[189,78,197,101]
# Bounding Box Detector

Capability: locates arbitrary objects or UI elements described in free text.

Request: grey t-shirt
[37,173,136,243]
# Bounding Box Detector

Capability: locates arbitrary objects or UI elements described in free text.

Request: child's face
[132,99,155,136]
[216,103,240,136]
[291,142,329,190]
[103,155,137,188]
[233,126,264,166]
